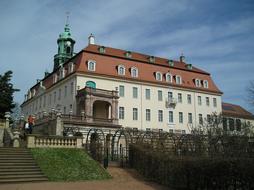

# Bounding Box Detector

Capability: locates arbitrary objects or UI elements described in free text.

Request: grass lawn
[30,148,111,181]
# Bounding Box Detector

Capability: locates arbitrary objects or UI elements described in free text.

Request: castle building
[21,24,223,133]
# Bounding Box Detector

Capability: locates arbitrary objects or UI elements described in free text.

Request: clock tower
[53,23,75,71]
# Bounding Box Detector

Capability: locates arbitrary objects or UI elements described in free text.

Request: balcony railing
[166,98,177,108]
[77,87,118,98]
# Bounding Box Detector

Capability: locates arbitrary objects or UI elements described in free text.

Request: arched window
[175,75,182,84]
[195,79,201,87]
[66,46,71,54]
[118,65,125,75]
[131,67,138,78]
[87,60,96,71]
[166,73,172,83]
[86,81,96,89]
[203,80,209,88]
[155,72,162,81]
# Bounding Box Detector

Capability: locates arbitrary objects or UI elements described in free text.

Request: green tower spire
[53,17,75,71]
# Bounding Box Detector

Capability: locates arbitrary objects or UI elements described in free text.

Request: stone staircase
[0,147,48,183]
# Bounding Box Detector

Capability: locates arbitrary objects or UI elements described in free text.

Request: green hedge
[129,144,254,190]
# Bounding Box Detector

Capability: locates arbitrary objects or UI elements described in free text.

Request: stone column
[55,112,63,136]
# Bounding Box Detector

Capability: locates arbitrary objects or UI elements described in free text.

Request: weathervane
[66,11,70,25]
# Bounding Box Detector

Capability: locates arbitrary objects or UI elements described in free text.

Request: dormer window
[149,56,155,63]
[175,75,182,84]
[60,66,65,79]
[166,73,172,83]
[98,46,105,53]
[195,79,201,87]
[68,62,74,73]
[155,72,162,81]
[186,64,192,70]
[168,60,174,67]
[32,89,36,97]
[53,74,58,83]
[125,51,132,58]
[87,60,96,71]
[203,80,209,88]
[131,67,138,78]
[118,65,125,76]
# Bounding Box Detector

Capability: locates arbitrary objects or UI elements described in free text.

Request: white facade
[21,72,222,133]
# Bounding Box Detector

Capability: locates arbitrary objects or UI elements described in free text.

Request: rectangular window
[178,93,182,103]
[168,92,173,99]
[213,98,217,107]
[133,87,138,98]
[188,113,193,124]
[58,88,61,100]
[169,111,173,123]
[64,86,67,97]
[199,114,203,125]
[179,112,183,123]
[146,109,151,121]
[119,85,125,97]
[187,94,191,104]
[133,108,138,120]
[54,91,56,103]
[158,90,163,101]
[39,97,42,108]
[145,89,150,100]
[198,96,202,105]
[119,107,125,119]
[158,110,163,122]
[71,82,74,95]
[43,96,46,108]
[206,97,210,106]
[49,94,52,105]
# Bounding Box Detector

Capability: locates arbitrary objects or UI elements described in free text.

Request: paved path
[0,167,169,190]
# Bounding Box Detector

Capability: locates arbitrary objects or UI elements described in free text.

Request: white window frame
[68,62,74,73]
[119,107,125,119]
[203,80,209,88]
[131,67,138,78]
[87,60,96,71]
[146,109,151,121]
[176,75,182,84]
[133,87,138,98]
[169,111,173,123]
[133,108,138,120]
[158,110,163,122]
[155,72,162,81]
[195,79,201,87]
[166,73,172,83]
[118,65,125,76]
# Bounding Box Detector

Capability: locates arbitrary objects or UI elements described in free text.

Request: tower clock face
[65,41,71,46]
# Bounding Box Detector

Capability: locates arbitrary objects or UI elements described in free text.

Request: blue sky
[0,0,254,112]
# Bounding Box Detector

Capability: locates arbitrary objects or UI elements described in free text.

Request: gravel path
[0,166,169,190]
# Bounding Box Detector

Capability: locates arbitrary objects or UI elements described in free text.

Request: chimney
[88,33,95,45]
[180,53,185,62]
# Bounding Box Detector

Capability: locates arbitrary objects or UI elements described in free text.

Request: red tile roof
[222,102,254,120]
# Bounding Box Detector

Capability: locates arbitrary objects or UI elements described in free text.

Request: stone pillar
[56,112,63,136]
[76,137,82,148]
[4,112,10,128]
[81,110,85,120]
[27,135,35,148]
[13,131,20,148]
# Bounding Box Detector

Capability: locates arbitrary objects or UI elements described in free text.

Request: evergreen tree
[0,71,19,118]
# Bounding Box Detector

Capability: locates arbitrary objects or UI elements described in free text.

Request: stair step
[0,171,44,176]
[0,156,33,159]
[0,177,48,183]
[0,159,34,163]
[0,163,37,166]
[0,174,47,179]
[0,168,41,172]
[0,165,40,169]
